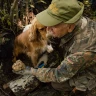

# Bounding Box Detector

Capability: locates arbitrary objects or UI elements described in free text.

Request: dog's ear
[29,19,37,41]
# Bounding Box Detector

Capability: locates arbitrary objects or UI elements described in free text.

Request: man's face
[46,23,70,38]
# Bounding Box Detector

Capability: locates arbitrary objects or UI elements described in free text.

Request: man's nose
[46,27,48,32]
[46,27,52,31]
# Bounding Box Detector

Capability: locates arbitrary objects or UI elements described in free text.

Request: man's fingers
[12,60,26,71]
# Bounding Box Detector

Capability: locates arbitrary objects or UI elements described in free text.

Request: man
[12,0,96,96]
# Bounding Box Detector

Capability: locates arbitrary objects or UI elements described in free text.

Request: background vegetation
[0,0,96,35]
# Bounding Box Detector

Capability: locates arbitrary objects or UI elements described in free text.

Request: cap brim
[36,9,62,26]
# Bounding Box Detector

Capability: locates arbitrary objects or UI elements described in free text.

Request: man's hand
[12,60,45,75]
[12,60,32,75]
[12,66,33,75]
[12,60,26,71]
[12,60,37,75]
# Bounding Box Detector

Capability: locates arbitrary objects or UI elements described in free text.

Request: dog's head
[29,17,47,42]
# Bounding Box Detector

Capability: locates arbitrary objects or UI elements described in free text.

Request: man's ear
[68,24,75,33]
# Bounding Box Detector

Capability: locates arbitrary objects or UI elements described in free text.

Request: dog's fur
[13,18,47,67]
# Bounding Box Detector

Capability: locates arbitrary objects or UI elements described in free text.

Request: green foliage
[83,0,96,20]
[0,10,11,28]
[0,0,95,35]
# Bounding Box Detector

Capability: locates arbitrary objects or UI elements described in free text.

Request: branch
[10,0,19,26]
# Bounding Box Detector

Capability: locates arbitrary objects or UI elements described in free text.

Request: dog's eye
[29,17,32,19]
[39,28,45,31]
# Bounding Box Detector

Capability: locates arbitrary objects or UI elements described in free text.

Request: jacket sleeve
[32,51,96,83]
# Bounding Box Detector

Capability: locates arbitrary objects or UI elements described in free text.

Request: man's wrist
[31,68,37,76]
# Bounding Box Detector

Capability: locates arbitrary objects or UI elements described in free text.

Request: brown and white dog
[13,18,48,67]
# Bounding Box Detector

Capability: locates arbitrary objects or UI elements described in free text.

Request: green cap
[36,0,84,26]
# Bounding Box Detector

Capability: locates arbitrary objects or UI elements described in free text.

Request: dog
[13,18,48,67]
